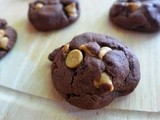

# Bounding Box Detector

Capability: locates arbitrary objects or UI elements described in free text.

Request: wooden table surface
[0,86,160,120]
[0,0,160,119]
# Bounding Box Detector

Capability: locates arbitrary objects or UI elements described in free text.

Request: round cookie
[110,0,160,32]
[0,19,17,59]
[28,0,80,31]
[48,33,140,109]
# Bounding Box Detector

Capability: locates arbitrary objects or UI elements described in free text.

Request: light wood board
[0,86,160,120]
[0,0,160,112]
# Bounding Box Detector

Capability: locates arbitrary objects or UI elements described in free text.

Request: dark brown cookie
[0,19,17,59]
[48,33,140,109]
[110,0,160,32]
[28,0,80,31]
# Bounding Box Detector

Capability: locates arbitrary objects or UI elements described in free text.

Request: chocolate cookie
[0,19,17,59]
[110,0,160,32]
[48,33,140,109]
[28,0,80,31]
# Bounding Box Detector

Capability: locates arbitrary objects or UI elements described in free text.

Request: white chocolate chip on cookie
[66,49,83,68]
[0,37,9,50]
[98,47,112,59]
[62,44,70,53]
[0,29,5,39]
[65,3,78,17]
[127,2,141,12]
[93,72,114,92]
[79,44,95,56]
[35,3,44,11]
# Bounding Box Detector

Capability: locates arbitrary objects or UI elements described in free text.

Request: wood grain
[0,0,160,112]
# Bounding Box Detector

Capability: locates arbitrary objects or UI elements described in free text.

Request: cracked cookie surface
[48,33,140,109]
[28,0,80,31]
[0,19,17,59]
[110,0,160,32]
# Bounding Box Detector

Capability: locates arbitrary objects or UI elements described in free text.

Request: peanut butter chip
[62,44,70,53]
[79,44,95,56]
[65,3,78,17]
[127,2,141,11]
[66,49,83,68]
[98,47,112,59]
[0,37,9,50]
[0,29,5,39]
[93,72,114,92]
[35,3,44,11]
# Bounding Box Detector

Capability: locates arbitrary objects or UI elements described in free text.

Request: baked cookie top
[110,0,160,32]
[0,19,17,59]
[49,33,140,109]
[28,0,80,31]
